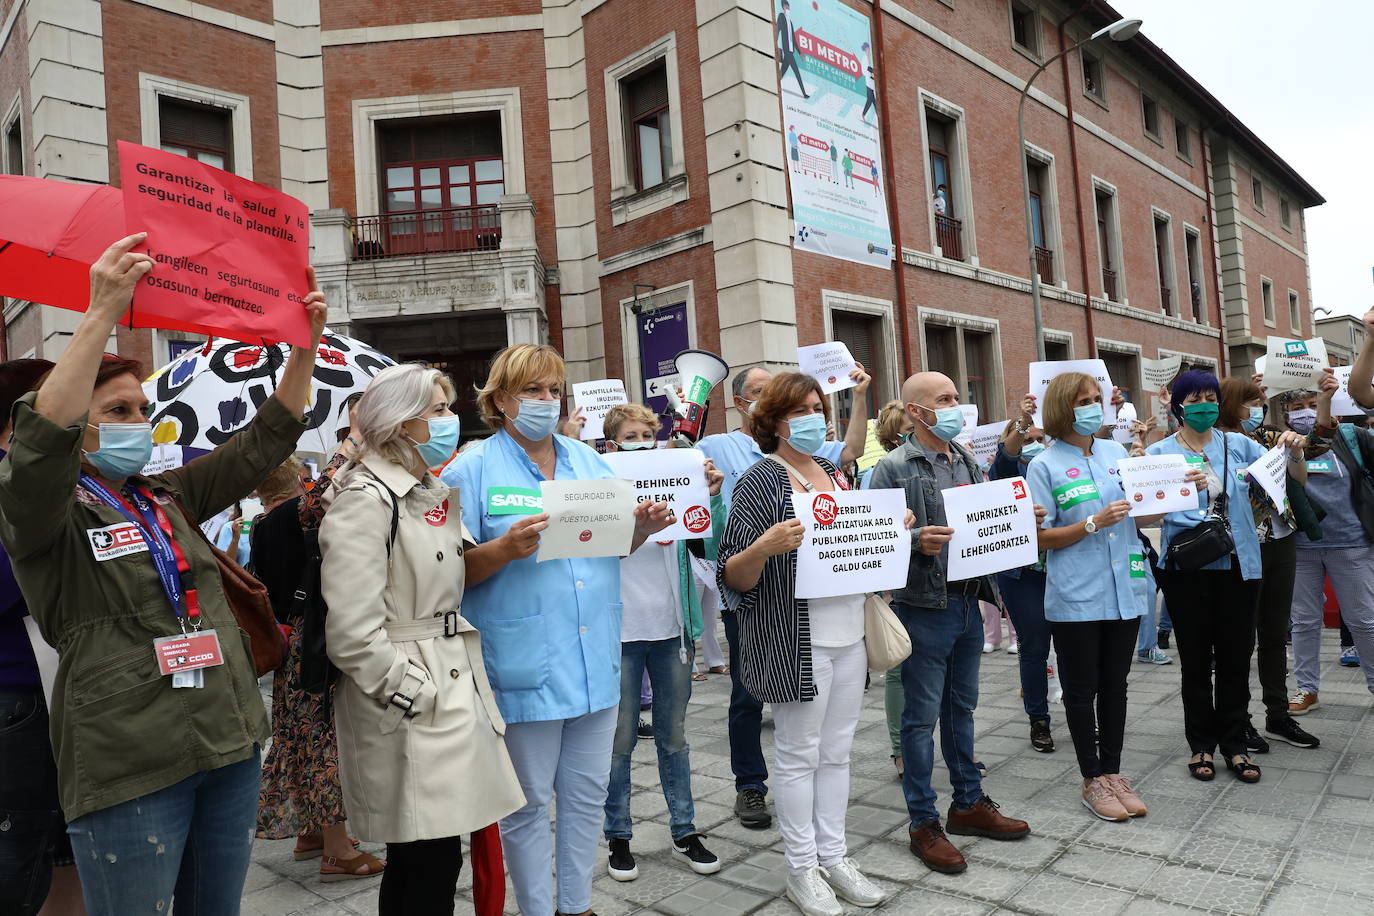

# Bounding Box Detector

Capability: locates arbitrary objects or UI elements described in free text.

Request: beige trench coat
[320,455,524,843]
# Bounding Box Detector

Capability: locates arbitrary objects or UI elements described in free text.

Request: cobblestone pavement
[246,628,1374,915]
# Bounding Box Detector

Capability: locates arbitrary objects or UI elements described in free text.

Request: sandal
[708,665,729,675]
[891,754,904,779]
[320,851,385,882]
[691,672,708,682]
[1187,753,1215,781]
[1228,755,1262,784]
[294,835,361,861]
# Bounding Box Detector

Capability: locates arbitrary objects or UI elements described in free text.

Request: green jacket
[0,392,307,820]
[673,491,726,641]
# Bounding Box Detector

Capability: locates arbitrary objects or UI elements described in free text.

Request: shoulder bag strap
[768,453,815,492]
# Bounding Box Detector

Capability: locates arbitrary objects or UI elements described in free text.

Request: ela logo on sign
[87,523,149,561]
[1284,341,1310,357]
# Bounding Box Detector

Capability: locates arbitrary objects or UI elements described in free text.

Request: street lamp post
[1019,18,1142,360]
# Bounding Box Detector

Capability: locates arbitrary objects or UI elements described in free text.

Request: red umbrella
[0,176,126,313]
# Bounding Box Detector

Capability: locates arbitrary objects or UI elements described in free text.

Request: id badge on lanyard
[79,476,221,688]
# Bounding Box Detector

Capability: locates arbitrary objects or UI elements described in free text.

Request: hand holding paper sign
[797,343,865,395]
[88,233,155,322]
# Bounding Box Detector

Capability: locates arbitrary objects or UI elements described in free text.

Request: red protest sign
[118,141,313,348]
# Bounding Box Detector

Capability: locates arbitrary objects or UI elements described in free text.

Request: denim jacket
[867,437,998,610]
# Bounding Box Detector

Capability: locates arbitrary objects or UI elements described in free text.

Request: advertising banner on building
[772,0,892,269]
[636,302,691,440]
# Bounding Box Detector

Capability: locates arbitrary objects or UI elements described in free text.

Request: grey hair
[353,363,456,469]
[731,365,768,399]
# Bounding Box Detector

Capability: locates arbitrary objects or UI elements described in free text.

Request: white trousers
[770,639,867,872]
[698,587,728,670]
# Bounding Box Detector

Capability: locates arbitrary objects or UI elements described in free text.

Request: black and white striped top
[717,455,845,704]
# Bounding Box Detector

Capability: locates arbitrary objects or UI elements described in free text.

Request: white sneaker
[821,858,887,907]
[1007,641,1020,655]
[785,866,842,916]
[983,642,996,654]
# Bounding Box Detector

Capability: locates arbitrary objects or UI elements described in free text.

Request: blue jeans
[1136,593,1160,653]
[997,570,1052,723]
[605,637,697,841]
[722,610,768,793]
[501,707,617,916]
[895,596,984,828]
[67,747,262,915]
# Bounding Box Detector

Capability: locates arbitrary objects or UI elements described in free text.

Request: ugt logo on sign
[812,493,838,527]
[682,505,711,534]
[1284,341,1310,357]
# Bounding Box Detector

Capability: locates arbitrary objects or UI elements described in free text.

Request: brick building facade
[0,0,1322,437]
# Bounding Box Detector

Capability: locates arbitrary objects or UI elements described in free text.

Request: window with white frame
[622,61,671,191]
[922,95,975,263]
[1082,51,1105,101]
[1280,197,1292,230]
[1183,227,1205,323]
[1153,211,1175,315]
[1260,277,1275,325]
[604,34,687,225]
[1093,182,1124,302]
[159,97,233,170]
[1141,92,1160,139]
[1288,290,1302,334]
[921,313,1001,420]
[1174,116,1190,160]
[3,114,21,175]
[1252,175,1265,211]
[1009,1,1040,57]
[824,292,897,424]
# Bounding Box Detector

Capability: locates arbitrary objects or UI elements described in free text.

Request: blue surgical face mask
[85,422,154,479]
[616,439,656,451]
[1021,441,1046,460]
[409,415,460,468]
[1072,404,1104,436]
[918,404,966,442]
[784,413,828,455]
[1242,405,1266,433]
[508,397,561,441]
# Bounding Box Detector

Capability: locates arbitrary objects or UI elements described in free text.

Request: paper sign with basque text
[1263,336,1328,392]
[791,488,910,599]
[1028,359,1115,428]
[952,404,980,448]
[1115,454,1197,516]
[943,477,1039,580]
[570,379,629,440]
[1330,365,1374,418]
[118,142,313,348]
[1245,444,1290,517]
[1111,401,1138,444]
[536,478,636,561]
[962,420,1005,469]
[1142,354,1182,419]
[797,342,859,394]
[603,448,712,541]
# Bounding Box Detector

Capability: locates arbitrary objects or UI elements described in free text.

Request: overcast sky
[1112,0,1373,318]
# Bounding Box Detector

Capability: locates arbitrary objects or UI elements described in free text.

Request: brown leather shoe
[909,820,967,874]
[946,796,1030,840]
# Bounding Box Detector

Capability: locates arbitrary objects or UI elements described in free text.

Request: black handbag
[1165,432,1236,571]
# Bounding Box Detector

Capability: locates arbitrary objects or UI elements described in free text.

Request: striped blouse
[717,455,846,704]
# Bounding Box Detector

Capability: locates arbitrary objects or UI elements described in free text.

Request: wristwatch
[1084,517,1098,535]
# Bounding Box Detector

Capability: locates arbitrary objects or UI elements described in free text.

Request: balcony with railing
[935,214,964,262]
[352,205,501,261]
[1102,267,1118,302]
[1034,246,1054,285]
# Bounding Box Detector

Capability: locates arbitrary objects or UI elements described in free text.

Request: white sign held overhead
[536,478,637,561]
[1330,365,1374,418]
[962,420,1005,469]
[1028,359,1115,428]
[1263,337,1328,392]
[1111,401,1138,444]
[797,342,859,394]
[1142,355,1182,392]
[1115,454,1198,517]
[1246,444,1291,517]
[791,488,911,599]
[571,379,629,440]
[943,477,1039,580]
[602,447,713,541]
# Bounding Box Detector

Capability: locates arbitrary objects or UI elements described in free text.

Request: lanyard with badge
[80,475,223,688]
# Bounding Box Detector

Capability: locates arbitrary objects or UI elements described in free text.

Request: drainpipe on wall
[1056,17,1098,358]
[1200,129,1230,374]
[873,0,913,377]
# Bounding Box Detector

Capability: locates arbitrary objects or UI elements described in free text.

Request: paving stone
[884,885,996,914]
[1284,847,1374,896]
[653,877,770,916]
[1145,864,1269,913]
[1173,831,1287,879]
[1050,846,1165,892]
[1003,873,1133,915]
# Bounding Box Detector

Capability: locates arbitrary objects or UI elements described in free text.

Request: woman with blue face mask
[0,234,326,914]
[1027,373,1178,823]
[719,372,914,915]
[988,393,1057,755]
[442,344,672,916]
[1216,377,1333,754]
[1146,370,1305,787]
[320,363,524,913]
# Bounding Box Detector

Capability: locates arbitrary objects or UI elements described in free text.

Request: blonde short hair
[874,400,907,452]
[475,344,566,431]
[603,403,659,441]
[1041,371,1098,440]
[257,456,305,509]
[355,363,457,469]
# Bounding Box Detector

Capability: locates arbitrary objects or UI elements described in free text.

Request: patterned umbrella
[144,331,396,458]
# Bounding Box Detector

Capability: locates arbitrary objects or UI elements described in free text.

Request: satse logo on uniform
[1052,480,1100,510]
[87,523,148,561]
[486,487,543,515]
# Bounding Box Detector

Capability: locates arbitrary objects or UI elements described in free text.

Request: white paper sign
[536,478,636,560]
[1116,454,1197,516]
[1142,355,1182,392]
[791,488,911,599]
[1028,359,1115,428]
[602,447,713,541]
[963,420,1006,469]
[23,616,58,707]
[1330,365,1374,418]
[797,342,859,394]
[571,379,629,440]
[1111,401,1138,444]
[1245,444,1290,516]
[943,477,1039,580]
[952,404,980,448]
[1264,337,1328,392]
